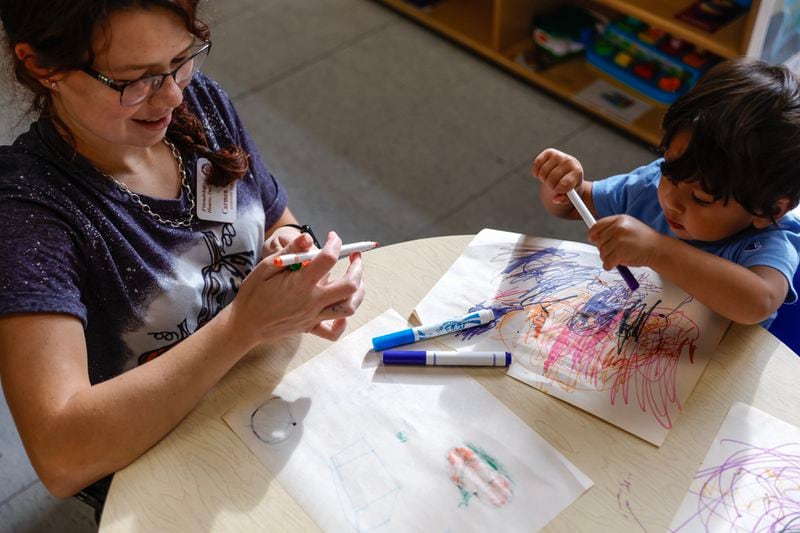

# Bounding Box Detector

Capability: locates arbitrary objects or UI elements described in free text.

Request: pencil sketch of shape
[250,396,298,445]
[331,438,400,532]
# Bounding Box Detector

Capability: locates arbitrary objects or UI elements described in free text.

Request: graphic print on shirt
[137,223,256,365]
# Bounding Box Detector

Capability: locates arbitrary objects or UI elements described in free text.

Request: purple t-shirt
[0,73,287,384]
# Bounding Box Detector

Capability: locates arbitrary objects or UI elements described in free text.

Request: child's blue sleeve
[592,159,663,219]
[736,223,800,305]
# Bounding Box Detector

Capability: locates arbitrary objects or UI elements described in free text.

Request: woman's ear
[753,197,794,229]
[14,43,60,89]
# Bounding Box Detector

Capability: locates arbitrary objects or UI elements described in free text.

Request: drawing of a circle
[250,397,297,444]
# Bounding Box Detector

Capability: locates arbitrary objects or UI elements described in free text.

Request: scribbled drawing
[331,438,400,532]
[250,396,298,445]
[455,245,701,429]
[617,475,648,532]
[447,443,513,508]
[671,440,800,532]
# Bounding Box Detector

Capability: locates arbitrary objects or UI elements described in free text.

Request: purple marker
[382,350,511,367]
[566,189,639,291]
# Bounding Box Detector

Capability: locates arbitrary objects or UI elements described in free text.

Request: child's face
[657,129,759,242]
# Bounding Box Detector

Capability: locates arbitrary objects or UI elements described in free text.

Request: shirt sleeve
[592,159,663,218]
[0,194,88,324]
[735,228,800,305]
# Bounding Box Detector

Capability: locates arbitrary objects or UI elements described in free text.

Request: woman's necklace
[103,138,196,228]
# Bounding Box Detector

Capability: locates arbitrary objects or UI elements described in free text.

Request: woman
[0,0,365,514]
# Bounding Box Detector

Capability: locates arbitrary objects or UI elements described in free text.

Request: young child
[533,58,800,326]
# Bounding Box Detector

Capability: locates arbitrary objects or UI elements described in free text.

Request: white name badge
[196,157,237,223]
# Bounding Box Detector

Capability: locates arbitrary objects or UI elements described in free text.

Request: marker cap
[372,329,415,351]
[381,351,425,365]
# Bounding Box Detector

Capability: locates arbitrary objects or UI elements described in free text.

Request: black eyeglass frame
[81,40,212,106]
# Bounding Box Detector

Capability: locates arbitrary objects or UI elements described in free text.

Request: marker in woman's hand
[273,241,379,268]
[566,189,639,291]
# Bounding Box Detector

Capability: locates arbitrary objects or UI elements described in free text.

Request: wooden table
[100,235,800,532]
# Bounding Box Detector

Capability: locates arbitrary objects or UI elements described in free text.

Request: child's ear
[753,197,794,229]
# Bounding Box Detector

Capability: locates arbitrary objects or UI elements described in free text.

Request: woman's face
[51,7,194,153]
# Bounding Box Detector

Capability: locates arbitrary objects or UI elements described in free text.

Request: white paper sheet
[414,229,729,446]
[224,309,592,532]
[670,403,800,532]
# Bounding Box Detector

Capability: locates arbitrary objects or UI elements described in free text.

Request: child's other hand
[531,148,584,205]
[589,215,663,269]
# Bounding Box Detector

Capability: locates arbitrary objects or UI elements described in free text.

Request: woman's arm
[0,232,364,497]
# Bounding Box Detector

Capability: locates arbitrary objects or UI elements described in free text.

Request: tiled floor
[0,0,654,530]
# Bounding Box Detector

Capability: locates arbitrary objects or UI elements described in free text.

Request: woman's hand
[532,148,585,206]
[262,224,313,258]
[589,215,664,270]
[230,231,365,350]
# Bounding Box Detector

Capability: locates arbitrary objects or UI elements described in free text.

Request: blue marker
[371,309,495,351]
[382,350,511,367]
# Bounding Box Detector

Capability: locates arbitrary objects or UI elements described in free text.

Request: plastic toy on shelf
[586,16,720,104]
[526,5,601,70]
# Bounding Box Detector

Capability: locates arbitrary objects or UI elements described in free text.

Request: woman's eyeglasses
[82,40,212,107]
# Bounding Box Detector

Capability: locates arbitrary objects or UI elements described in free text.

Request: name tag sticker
[196,157,237,223]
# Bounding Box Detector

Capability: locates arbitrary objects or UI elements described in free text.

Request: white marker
[273,241,379,267]
[566,189,639,291]
[382,350,511,366]
[371,309,495,351]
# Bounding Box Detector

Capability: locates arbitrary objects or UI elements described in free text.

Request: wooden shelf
[374,0,764,145]
[381,0,496,51]
[593,0,754,58]
[500,41,665,145]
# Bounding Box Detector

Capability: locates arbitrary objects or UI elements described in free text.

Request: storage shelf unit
[376,0,765,146]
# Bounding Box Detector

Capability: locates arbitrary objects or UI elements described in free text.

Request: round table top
[100,234,800,532]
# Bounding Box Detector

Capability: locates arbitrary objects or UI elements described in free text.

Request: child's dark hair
[0,0,247,186]
[660,58,800,219]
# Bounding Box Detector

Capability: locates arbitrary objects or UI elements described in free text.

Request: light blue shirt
[592,159,800,327]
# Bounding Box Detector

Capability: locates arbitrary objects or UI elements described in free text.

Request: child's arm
[532,149,595,220]
[589,215,789,324]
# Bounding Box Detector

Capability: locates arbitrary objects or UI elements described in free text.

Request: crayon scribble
[447,443,513,508]
[672,439,800,532]
[456,246,700,429]
[617,475,648,532]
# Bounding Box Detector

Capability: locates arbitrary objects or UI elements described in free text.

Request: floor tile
[0,390,37,505]
[0,482,96,533]
[333,20,490,97]
[202,0,393,99]
[415,66,590,166]
[416,162,592,244]
[552,121,657,181]
[341,109,511,237]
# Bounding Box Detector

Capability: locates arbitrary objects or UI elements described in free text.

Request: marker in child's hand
[382,350,511,367]
[274,241,379,268]
[566,189,640,291]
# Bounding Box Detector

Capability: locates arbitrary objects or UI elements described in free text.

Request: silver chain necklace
[104,138,196,228]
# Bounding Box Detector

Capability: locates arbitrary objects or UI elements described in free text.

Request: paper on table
[414,229,729,446]
[670,403,800,532]
[223,309,592,532]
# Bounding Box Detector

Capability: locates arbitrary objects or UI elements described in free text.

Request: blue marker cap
[372,329,415,351]
[381,350,426,365]
[506,352,512,366]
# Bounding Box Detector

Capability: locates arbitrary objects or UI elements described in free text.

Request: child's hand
[589,215,664,270]
[531,148,584,206]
